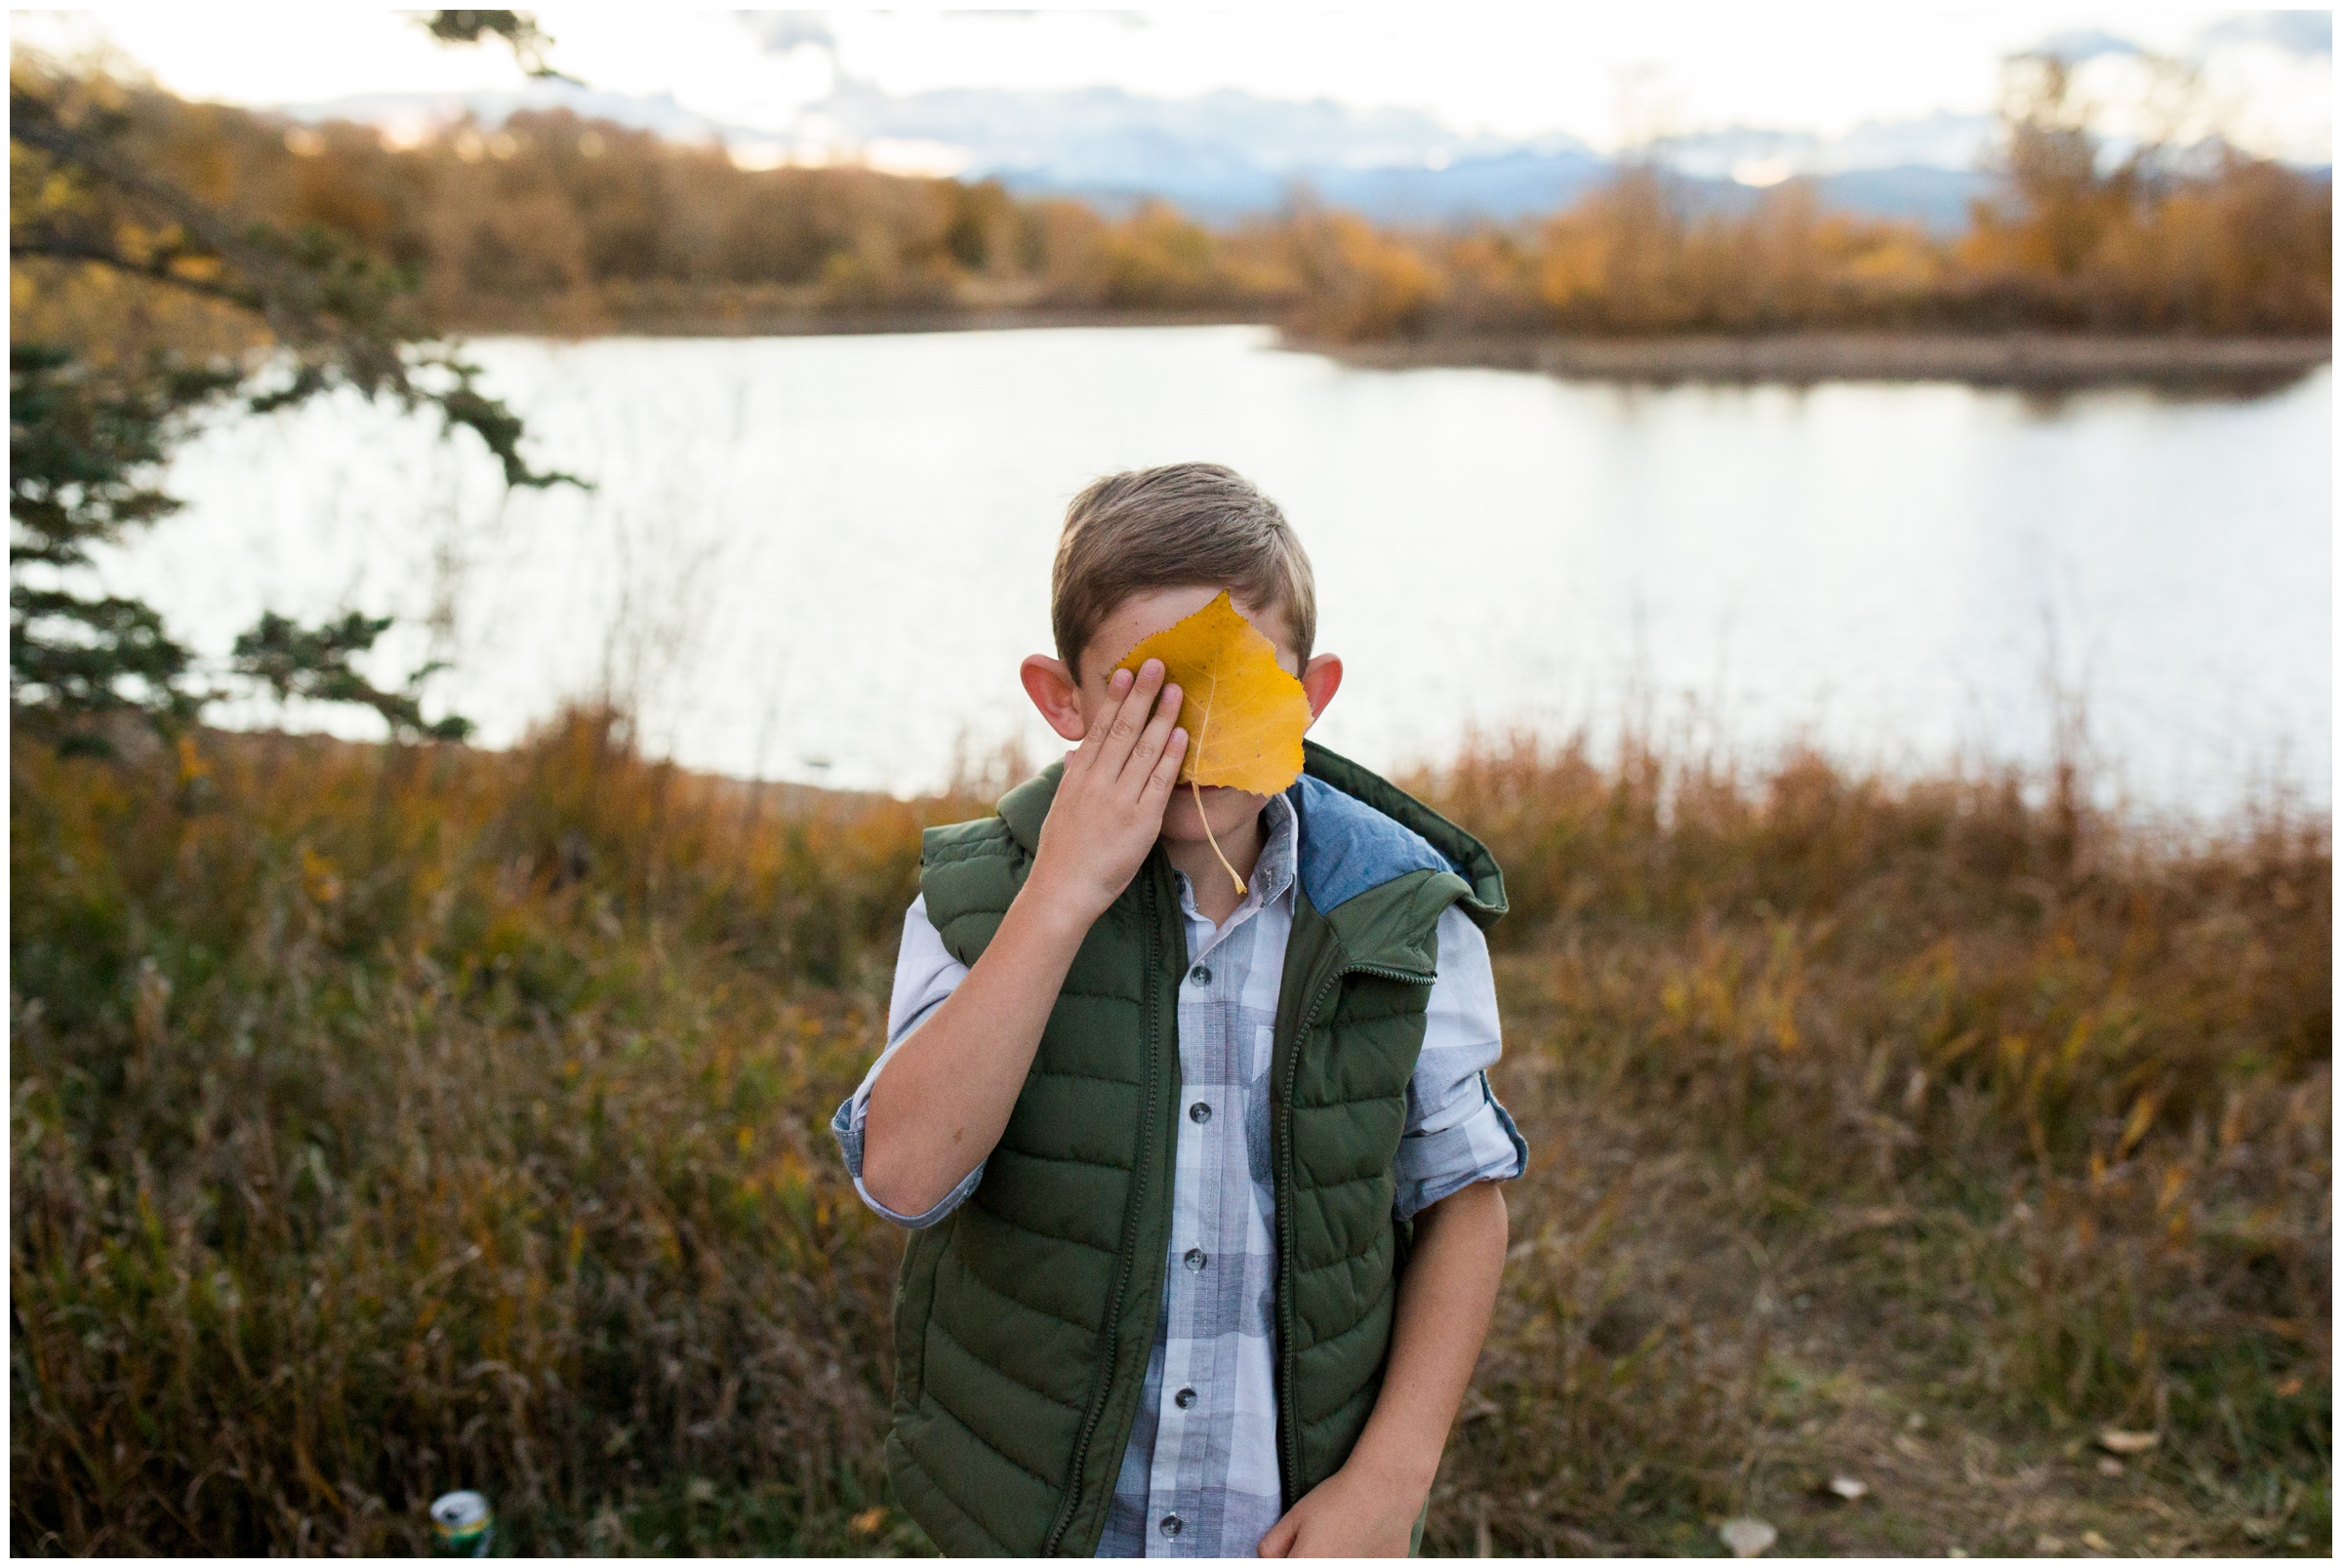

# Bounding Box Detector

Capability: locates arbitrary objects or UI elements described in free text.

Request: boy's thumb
[1257,1512,1299,1557]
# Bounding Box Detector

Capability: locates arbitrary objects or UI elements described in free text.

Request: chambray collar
[1170,791,1299,951]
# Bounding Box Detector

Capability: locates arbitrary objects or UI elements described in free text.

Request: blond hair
[1050,463,1316,678]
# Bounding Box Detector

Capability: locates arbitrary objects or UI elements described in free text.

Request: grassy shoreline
[11,714,2329,1554]
[442,303,1272,341]
[1305,331,2333,390]
[440,308,2334,390]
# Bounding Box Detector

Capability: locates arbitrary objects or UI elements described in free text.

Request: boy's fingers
[1121,680,1182,787]
[1142,726,1189,800]
[1098,659,1163,771]
[1070,666,1138,769]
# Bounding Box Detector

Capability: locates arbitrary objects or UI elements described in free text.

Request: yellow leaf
[1111,591,1312,796]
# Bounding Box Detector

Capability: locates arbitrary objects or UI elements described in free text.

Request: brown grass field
[9,710,2328,1555]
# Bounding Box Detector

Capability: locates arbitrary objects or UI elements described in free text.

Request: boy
[831,463,1525,1557]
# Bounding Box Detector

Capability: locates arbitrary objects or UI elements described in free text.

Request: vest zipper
[1041,865,1166,1556]
[1272,954,1435,1509]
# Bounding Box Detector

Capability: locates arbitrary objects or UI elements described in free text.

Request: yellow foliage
[1282,210,1445,342]
[12,54,2324,345]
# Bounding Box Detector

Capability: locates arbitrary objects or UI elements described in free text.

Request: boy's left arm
[1256,1177,1509,1558]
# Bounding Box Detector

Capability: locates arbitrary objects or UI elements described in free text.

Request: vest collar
[995,760,1063,852]
[992,744,1507,935]
[1294,741,1507,928]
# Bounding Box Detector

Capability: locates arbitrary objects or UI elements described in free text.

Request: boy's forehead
[1085,584,1296,676]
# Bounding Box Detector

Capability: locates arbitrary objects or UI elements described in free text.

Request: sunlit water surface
[120,327,2330,818]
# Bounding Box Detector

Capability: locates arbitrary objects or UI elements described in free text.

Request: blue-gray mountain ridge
[277,80,2318,235]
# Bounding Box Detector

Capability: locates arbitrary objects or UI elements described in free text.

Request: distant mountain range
[270,79,2135,233]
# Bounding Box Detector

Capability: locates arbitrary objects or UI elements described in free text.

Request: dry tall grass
[1414,737,2329,1552]
[11,713,951,1554]
[10,712,2328,1553]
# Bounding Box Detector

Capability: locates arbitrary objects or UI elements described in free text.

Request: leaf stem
[1194,777,1246,898]
[1189,673,1245,897]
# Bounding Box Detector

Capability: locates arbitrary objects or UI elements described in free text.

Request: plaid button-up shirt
[831,792,1525,1557]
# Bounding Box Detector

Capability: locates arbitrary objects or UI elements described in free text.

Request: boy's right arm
[860,659,1188,1219]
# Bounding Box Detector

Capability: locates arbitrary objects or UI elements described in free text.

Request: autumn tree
[8,14,575,751]
[1959,49,2331,330]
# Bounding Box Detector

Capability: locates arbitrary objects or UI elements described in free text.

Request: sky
[9,6,2333,161]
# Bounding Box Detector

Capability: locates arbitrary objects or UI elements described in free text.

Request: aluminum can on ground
[429,1490,494,1557]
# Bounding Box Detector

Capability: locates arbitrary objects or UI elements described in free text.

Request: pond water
[120,327,2330,817]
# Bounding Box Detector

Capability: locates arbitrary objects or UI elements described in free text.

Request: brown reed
[9,711,2328,1554]
[1410,732,2329,1552]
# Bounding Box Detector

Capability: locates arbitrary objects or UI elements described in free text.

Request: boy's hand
[1255,1460,1422,1557]
[1027,659,1188,921]
[1261,1183,1511,1558]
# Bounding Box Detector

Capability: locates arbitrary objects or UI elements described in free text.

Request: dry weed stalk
[10,713,2328,1553]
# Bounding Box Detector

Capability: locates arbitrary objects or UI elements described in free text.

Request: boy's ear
[1020,655,1089,743]
[1300,653,1343,727]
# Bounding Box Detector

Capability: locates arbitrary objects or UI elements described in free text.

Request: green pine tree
[9,13,580,751]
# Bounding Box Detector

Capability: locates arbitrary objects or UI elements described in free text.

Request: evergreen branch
[10,94,336,347]
[10,230,267,311]
[421,10,578,82]
[230,610,472,743]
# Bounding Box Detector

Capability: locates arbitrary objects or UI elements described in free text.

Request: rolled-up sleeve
[1393,904,1528,1222]
[828,895,986,1229]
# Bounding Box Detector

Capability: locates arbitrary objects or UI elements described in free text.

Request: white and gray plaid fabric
[831,791,1525,1557]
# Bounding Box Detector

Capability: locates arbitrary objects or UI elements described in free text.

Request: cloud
[2031,27,2144,65]
[2201,11,2332,58]
[741,12,834,55]
[931,10,1154,25]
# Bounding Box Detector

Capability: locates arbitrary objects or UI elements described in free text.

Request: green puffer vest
[884,742,1507,1556]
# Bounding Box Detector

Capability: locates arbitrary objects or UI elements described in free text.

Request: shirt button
[1174,1387,1197,1409]
[1189,964,1212,985]
[1184,1247,1207,1272]
[1189,1101,1211,1124]
[1160,1514,1183,1539]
